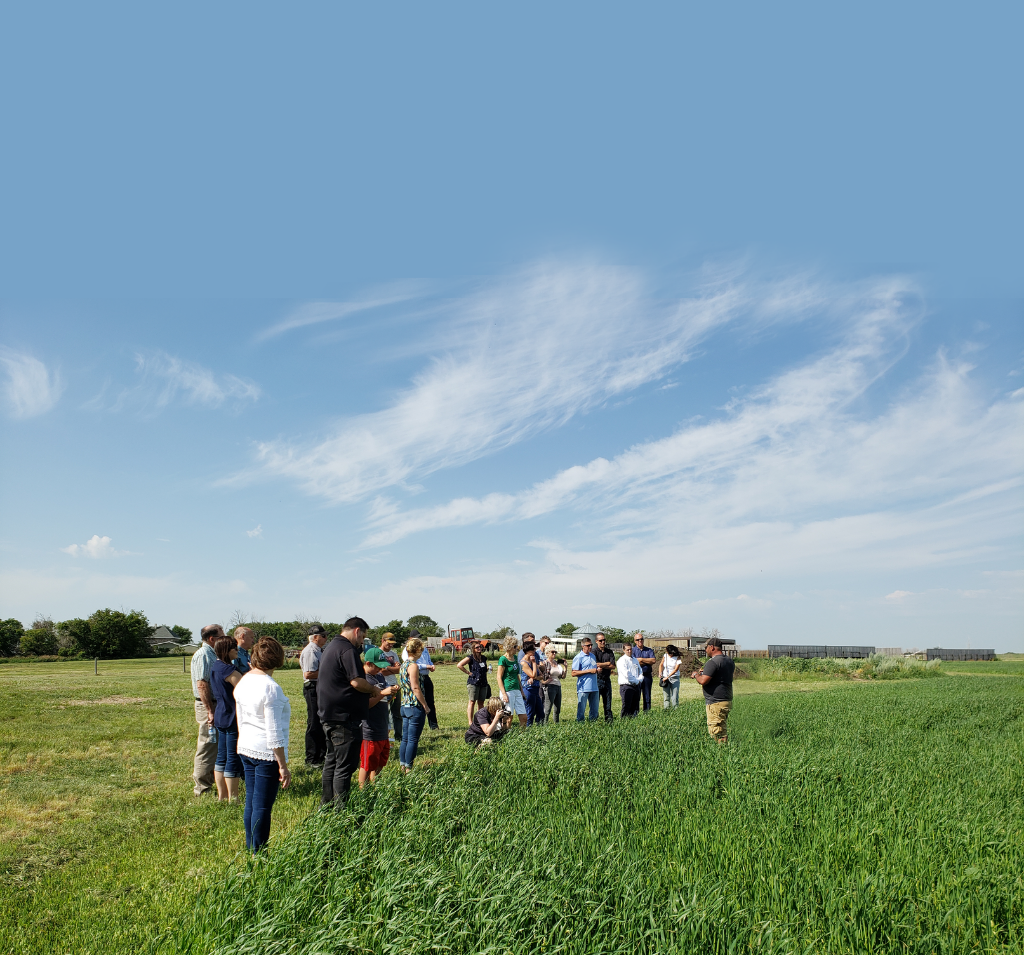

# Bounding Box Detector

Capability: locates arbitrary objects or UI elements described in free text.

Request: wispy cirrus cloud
[255,283,429,343]
[91,350,261,414]
[243,261,836,503]
[0,346,63,418]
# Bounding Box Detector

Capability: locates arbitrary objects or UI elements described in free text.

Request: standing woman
[397,637,432,773]
[210,637,243,802]
[541,647,566,723]
[235,637,291,852]
[496,636,528,727]
[403,630,439,730]
[457,640,489,726]
[659,644,683,709]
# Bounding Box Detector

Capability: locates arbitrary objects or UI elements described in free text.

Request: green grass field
[1,657,1021,954]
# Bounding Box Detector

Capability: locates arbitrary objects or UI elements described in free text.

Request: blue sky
[1,4,1021,650]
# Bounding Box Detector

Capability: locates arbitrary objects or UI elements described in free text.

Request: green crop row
[159,678,1023,955]
[737,654,944,681]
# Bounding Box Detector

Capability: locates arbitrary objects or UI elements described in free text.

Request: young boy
[359,665,397,787]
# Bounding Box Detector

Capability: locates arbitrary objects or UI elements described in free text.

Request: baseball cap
[364,645,389,667]
[308,624,326,635]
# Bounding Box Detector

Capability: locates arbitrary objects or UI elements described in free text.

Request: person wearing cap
[632,632,657,711]
[364,632,402,741]
[359,655,399,786]
[593,632,616,722]
[300,625,329,766]
[233,626,254,674]
[615,640,644,717]
[571,638,600,721]
[190,624,221,795]
[691,636,735,742]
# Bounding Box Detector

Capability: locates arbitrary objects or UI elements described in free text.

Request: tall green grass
[737,654,944,681]
[161,679,1023,955]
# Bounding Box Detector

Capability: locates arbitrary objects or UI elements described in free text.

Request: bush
[20,628,58,656]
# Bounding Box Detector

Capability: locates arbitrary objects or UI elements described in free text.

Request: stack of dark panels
[925,649,996,661]
[768,645,875,659]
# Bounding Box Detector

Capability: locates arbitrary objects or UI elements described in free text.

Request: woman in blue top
[211,637,243,802]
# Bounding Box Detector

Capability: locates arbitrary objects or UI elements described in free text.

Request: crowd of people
[189,619,734,852]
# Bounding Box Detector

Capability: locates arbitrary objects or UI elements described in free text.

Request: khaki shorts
[705,700,732,741]
[467,683,488,702]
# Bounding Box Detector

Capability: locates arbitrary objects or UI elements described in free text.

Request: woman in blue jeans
[210,637,243,802]
[397,637,432,773]
[234,637,291,852]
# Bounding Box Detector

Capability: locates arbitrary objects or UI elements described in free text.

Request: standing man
[692,636,735,743]
[615,640,644,717]
[318,616,382,807]
[632,632,657,711]
[403,630,438,730]
[571,638,600,722]
[190,624,221,795]
[233,626,254,674]
[593,632,616,722]
[364,631,402,742]
[300,625,328,766]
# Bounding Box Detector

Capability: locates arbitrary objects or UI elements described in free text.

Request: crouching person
[465,697,513,748]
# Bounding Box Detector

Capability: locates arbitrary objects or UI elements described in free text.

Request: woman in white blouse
[234,637,291,852]
[659,643,683,709]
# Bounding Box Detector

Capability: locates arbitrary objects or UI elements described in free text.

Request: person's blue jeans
[399,705,427,768]
[525,682,544,725]
[215,724,241,777]
[576,690,599,722]
[239,754,280,852]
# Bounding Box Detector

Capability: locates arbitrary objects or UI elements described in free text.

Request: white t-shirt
[662,654,682,681]
[616,653,644,686]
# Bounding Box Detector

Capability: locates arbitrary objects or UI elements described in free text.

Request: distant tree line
[0,612,192,659]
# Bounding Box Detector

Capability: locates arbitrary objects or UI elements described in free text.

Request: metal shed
[925,648,996,661]
[769,645,876,659]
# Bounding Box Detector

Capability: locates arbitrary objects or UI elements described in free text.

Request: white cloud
[245,261,840,503]
[0,346,63,418]
[884,590,915,601]
[113,351,261,413]
[61,535,126,559]
[247,525,263,539]
[255,284,428,342]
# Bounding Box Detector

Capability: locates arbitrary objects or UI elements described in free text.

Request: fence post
[94,657,98,675]
[183,653,186,673]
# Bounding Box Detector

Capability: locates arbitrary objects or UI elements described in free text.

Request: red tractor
[441,626,488,654]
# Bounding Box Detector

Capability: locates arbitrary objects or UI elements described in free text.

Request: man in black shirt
[593,633,616,722]
[318,616,381,807]
[691,636,735,743]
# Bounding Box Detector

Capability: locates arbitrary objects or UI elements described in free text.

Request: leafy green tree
[406,615,443,641]
[598,625,627,644]
[20,628,58,655]
[83,608,153,658]
[555,622,577,636]
[170,625,193,644]
[0,619,23,656]
[56,618,91,656]
[367,619,408,645]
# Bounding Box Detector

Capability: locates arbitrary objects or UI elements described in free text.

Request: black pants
[321,720,361,807]
[598,680,614,721]
[389,691,402,741]
[303,682,326,764]
[619,684,641,717]
[640,674,653,710]
[420,673,439,730]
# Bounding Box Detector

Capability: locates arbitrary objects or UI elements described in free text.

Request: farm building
[925,648,996,661]
[769,645,876,659]
[147,626,181,651]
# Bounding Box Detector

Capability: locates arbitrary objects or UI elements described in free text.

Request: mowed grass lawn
[0,657,1021,954]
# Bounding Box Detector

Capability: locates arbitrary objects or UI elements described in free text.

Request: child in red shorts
[359,670,395,787]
